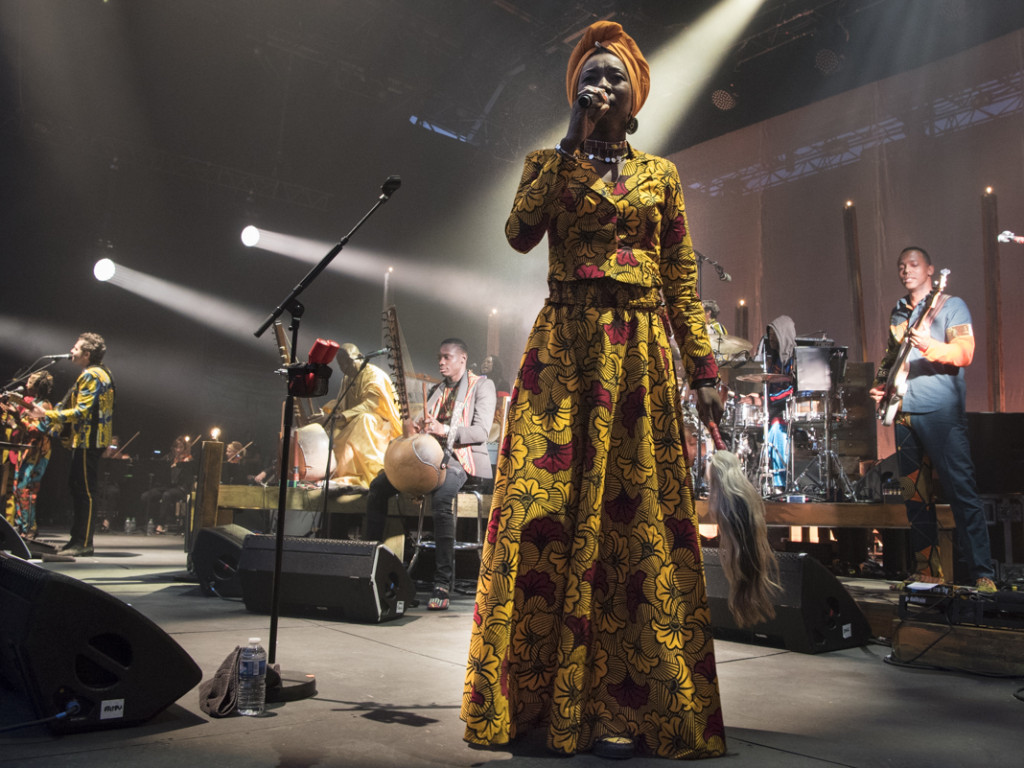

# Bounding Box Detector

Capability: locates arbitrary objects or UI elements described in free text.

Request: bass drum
[383,434,446,495]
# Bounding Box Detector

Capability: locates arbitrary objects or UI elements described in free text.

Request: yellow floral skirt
[461,281,725,759]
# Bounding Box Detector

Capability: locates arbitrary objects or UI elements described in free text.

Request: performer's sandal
[427,585,449,611]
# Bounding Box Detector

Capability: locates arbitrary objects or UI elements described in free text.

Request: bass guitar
[877,268,949,426]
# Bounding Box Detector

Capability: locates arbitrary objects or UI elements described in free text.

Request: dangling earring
[626,116,639,135]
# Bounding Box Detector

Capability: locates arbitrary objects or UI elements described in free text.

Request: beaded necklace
[580,138,630,163]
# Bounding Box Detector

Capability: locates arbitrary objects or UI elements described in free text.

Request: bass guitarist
[868,247,995,591]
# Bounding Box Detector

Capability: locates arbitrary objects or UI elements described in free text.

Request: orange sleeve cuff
[922,335,973,367]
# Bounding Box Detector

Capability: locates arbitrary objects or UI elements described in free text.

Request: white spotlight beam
[644,0,767,154]
[244,227,549,331]
[241,227,390,281]
[0,316,81,362]
[100,262,271,349]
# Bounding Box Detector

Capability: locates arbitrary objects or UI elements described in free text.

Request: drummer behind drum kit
[688,331,855,502]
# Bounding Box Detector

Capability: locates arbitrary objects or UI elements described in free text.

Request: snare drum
[735,402,764,431]
[789,393,826,423]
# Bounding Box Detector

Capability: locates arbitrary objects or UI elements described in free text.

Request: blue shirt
[885,294,970,413]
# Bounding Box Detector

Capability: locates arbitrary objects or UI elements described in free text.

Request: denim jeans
[365,463,468,589]
[896,405,994,581]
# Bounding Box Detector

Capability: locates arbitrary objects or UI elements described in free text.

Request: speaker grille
[0,552,202,731]
[702,547,871,654]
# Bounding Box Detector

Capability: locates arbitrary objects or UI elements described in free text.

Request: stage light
[711,87,738,111]
[94,258,116,282]
[641,0,766,151]
[241,225,261,247]
[211,427,221,440]
[814,47,842,75]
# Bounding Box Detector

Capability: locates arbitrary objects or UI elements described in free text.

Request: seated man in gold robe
[314,343,402,489]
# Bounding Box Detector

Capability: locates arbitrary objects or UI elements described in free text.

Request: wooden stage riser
[216,486,951,528]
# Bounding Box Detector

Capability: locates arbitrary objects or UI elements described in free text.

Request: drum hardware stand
[789,389,855,502]
[252,175,401,702]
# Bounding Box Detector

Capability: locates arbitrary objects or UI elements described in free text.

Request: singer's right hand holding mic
[558,86,610,155]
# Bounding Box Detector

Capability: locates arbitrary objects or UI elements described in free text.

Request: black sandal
[427,585,449,611]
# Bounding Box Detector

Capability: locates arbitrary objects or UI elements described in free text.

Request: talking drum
[294,423,335,483]
[383,434,446,495]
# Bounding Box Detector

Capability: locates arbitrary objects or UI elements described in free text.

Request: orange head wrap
[565,21,651,116]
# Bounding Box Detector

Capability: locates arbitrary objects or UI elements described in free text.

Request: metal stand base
[266,667,318,703]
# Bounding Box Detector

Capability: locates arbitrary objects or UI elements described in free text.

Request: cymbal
[736,372,792,384]
[708,332,753,355]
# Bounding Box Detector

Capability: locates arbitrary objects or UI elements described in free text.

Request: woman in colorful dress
[462,21,727,759]
[5,371,56,538]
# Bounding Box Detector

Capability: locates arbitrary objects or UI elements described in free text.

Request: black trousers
[68,447,102,547]
[365,463,468,589]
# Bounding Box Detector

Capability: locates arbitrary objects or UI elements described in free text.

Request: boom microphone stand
[253,175,402,700]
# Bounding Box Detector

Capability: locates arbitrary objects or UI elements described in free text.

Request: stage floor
[1,530,1021,767]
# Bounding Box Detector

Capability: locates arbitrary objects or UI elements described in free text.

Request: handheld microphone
[380,175,402,200]
[43,353,72,360]
[577,91,607,109]
[359,348,389,360]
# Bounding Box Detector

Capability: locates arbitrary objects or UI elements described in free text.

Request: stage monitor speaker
[0,516,31,560]
[702,548,871,654]
[190,524,249,597]
[0,551,202,732]
[239,535,415,623]
[967,412,1024,495]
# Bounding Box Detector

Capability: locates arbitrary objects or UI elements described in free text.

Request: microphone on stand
[379,175,402,200]
[358,348,389,360]
[718,269,732,282]
[43,354,72,360]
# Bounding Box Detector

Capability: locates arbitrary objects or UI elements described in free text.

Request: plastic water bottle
[146,519,155,536]
[237,638,267,716]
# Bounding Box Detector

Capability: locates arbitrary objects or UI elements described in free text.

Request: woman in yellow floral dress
[461,21,727,760]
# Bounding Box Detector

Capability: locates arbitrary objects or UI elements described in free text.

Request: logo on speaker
[100,699,126,720]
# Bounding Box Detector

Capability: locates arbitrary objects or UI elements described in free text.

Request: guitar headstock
[933,268,950,293]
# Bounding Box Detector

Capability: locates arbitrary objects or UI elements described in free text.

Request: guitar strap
[427,373,469,471]
[900,294,950,348]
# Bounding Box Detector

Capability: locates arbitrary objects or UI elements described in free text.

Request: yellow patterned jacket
[46,366,114,449]
[505,146,717,383]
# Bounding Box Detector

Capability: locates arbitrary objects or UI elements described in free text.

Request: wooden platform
[214,486,953,529]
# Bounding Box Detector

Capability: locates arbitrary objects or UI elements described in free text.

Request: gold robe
[321,363,402,488]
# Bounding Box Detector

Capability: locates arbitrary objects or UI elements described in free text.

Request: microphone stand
[695,250,730,282]
[692,249,709,497]
[252,176,401,703]
[317,357,372,527]
[4,357,62,392]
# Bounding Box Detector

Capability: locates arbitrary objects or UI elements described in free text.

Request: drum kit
[684,334,855,502]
